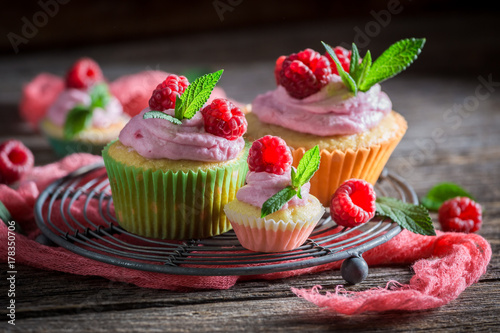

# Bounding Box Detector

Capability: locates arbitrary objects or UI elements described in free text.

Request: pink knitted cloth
[0,154,491,314]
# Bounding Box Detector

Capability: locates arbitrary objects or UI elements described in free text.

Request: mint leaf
[0,200,12,223]
[64,105,93,139]
[353,50,371,86]
[175,69,223,120]
[261,186,297,218]
[292,145,320,188]
[0,200,23,234]
[349,43,360,78]
[90,83,111,109]
[143,111,182,125]
[174,95,183,121]
[375,196,435,236]
[359,38,425,92]
[421,182,474,211]
[322,41,357,95]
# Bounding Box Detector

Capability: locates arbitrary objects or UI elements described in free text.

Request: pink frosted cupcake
[224,135,324,252]
[39,58,129,157]
[247,39,425,206]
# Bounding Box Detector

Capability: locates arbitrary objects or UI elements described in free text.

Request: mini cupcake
[40,58,129,157]
[103,70,250,240]
[224,135,324,252]
[247,39,424,206]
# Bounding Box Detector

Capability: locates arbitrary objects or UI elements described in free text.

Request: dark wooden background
[1,1,499,332]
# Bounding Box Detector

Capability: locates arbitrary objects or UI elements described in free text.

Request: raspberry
[438,197,482,233]
[278,48,332,99]
[330,179,376,228]
[274,55,286,85]
[324,46,351,75]
[148,74,189,111]
[247,135,292,175]
[65,58,104,89]
[0,140,34,185]
[201,98,247,140]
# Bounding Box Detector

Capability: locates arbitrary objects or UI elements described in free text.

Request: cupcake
[103,70,250,240]
[224,135,325,252]
[247,39,424,206]
[40,58,129,157]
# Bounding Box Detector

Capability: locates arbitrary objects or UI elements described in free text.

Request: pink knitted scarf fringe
[0,154,492,314]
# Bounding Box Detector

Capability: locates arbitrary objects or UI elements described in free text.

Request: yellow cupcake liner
[224,197,324,252]
[102,143,249,240]
[290,117,407,206]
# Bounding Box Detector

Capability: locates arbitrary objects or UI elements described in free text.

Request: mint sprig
[63,83,112,139]
[322,38,425,95]
[375,196,435,236]
[261,146,321,218]
[89,83,111,109]
[0,200,23,234]
[64,105,93,139]
[323,42,357,95]
[421,182,474,211]
[143,70,224,125]
[143,111,182,125]
[260,187,298,218]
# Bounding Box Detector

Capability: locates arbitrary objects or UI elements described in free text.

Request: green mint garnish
[89,83,111,109]
[421,182,474,211]
[63,83,112,139]
[375,196,435,236]
[143,69,224,125]
[143,111,182,125]
[322,42,357,95]
[359,38,426,92]
[176,69,224,119]
[261,145,321,218]
[63,105,93,139]
[291,145,320,192]
[322,38,425,95]
[260,186,299,218]
[0,200,12,224]
[0,200,23,234]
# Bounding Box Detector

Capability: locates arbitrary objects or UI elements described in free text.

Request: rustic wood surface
[1,15,499,332]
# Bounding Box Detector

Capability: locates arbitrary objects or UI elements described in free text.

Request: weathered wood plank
[7,278,500,333]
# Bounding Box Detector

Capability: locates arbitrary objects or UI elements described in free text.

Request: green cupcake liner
[46,135,107,157]
[102,143,249,240]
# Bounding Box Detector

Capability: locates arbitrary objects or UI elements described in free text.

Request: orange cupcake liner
[291,119,407,206]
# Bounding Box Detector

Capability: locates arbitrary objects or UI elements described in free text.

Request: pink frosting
[236,171,310,209]
[118,108,245,161]
[46,88,125,128]
[251,75,392,136]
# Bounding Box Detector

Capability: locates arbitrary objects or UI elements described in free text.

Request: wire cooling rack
[35,162,416,281]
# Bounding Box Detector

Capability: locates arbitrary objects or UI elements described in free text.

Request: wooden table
[1,15,499,332]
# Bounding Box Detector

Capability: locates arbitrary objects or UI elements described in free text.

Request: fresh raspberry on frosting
[148,74,189,111]
[201,98,247,140]
[248,135,292,175]
[330,179,376,228]
[65,58,104,89]
[324,46,351,75]
[0,140,34,185]
[277,48,332,99]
